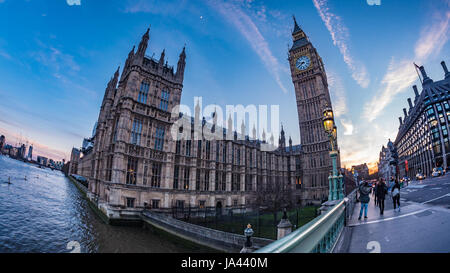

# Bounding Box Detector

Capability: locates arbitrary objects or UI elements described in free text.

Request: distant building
[27,145,33,161]
[37,156,48,166]
[18,144,26,159]
[378,140,396,181]
[394,61,450,178]
[0,135,5,153]
[68,148,80,175]
[3,144,12,156]
[351,163,370,181]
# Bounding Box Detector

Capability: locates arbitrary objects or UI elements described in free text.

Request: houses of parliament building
[69,18,340,221]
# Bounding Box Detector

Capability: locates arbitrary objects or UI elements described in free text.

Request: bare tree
[254,177,293,226]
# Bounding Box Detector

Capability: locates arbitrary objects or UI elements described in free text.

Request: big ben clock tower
[289,16,340,204]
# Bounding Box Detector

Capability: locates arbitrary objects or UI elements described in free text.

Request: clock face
[296,56,311,71]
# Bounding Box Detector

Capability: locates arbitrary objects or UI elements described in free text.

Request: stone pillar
[210,169,216,192]
[277,209,293,240]
[226,172,232,192]
[191,168,197,191]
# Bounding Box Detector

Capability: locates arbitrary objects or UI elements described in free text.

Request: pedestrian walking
[374,181,379,207]
[358,181,371,220]
[392,179,401,212]
[376,179,388,215]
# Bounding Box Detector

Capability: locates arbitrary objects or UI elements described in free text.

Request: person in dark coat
[374,181,379,207]
[358,181,371,220]
[392,179,401,212]
[376,179,388,215]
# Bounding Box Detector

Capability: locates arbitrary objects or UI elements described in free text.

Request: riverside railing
[255,189,357,253]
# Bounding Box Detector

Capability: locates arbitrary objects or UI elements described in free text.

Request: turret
[407,98,413,109]
[99,67,120,123]
[413,85,419,98]
[227,114,233,140]
[135,28,150,63]
[159,49,165,67]
[279,125,286,149]
[112,66,119,87]
[403,108,408,119]
[291,15,308,42]
[399,117,403,126]
[241,120,246,139]
[441,61,450,79]
[121,46,135,82]
[419,65,433,85]
[194,100,201,126]
[176,46,186,82]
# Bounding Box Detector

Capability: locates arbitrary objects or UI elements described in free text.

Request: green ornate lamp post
[322,105,343,201]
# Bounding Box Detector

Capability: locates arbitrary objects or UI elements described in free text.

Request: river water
[0,155,206,253]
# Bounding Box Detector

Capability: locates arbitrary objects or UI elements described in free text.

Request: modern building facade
[73,20,338,221]
[395,61,450,178]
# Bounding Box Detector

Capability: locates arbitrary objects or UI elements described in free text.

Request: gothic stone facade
[79,21,337,221]
[288,18,339,202]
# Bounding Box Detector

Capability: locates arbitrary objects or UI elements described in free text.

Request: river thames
[0,155,207,253]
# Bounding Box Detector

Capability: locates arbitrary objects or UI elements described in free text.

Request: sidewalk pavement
[338,187,450,253]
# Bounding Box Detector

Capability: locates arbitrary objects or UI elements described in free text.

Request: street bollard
[277,208,293,240]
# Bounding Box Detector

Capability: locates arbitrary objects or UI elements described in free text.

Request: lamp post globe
[323,105,334,119]
[322,105,334,134]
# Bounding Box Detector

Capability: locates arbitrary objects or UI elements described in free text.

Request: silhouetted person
[376,179,388,215]
[392,179,401,212]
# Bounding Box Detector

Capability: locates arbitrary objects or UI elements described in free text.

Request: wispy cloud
[207,0,288,93]
[363,9,450,122]
[66,0,81,6]
[0,49,11,60]
[29,39,98,98]
[363,59,418,122]
[415,10,450,60]
[327,71,347,117]
[313,0,370,88]
[31,40,80,74]
[340,119,354,136]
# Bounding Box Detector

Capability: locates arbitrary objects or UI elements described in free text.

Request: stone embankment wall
[141,210,274,253]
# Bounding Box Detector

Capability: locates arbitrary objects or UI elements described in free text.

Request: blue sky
[0,0,448,168]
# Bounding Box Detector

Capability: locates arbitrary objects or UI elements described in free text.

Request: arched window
[160,89,170,111]
[138,81,150,104]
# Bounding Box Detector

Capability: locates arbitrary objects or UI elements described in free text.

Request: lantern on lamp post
[322,104,343,201]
